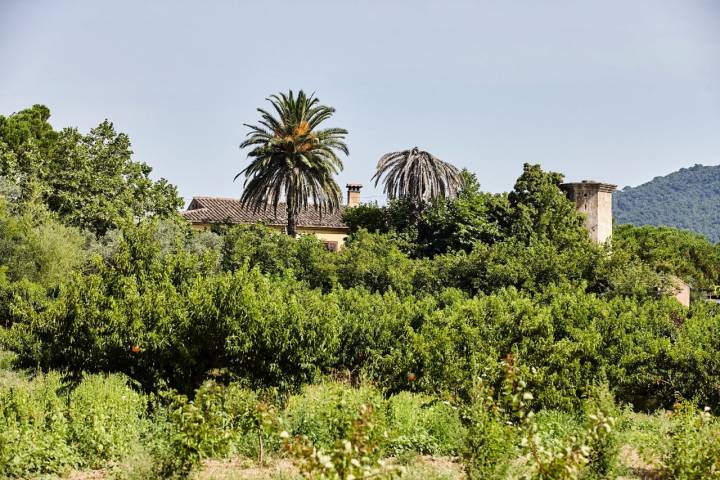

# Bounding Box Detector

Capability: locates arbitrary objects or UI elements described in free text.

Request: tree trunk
[287,198,298,237]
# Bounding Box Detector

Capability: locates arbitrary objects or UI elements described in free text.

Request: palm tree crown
[236,90,349,236]
[372,147,463,205]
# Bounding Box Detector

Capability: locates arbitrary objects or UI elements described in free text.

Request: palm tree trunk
[287,197,298,237]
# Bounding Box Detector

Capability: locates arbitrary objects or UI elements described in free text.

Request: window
[323,241,339,252]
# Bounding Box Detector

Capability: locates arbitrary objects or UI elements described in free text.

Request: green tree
[344,171,508,257]
[506,163,588,245]
[44,121,182,235]
[0,197,86,286]
[416,171,507,256]
[0,105,183,236]
[612,224,720,291]
[0,105,57,186]
[236,90,349,237]
[372,146,463,208]
[336,230,416,295]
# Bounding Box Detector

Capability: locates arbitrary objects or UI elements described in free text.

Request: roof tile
[182,197,348,229]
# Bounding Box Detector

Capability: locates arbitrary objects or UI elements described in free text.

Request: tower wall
[560,181,617,244]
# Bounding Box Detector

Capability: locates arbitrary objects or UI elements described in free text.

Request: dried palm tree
[236,90,349,236]
[371,147,463,205]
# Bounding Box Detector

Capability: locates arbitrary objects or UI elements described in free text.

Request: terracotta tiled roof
[182,197,348,229]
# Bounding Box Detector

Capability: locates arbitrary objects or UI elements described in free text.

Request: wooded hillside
[614,164,720,243]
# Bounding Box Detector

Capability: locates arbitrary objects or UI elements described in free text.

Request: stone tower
[560,181,617,244]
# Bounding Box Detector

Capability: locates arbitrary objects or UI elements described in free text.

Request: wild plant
[662,401,720,479]
[463,356,617,480]
[281,402,403,480]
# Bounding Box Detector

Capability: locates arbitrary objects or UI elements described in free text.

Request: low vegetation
[3,356,720,479]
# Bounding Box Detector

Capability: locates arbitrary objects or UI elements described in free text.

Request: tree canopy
[614,163,720,243]
[237,90,348,236]
[371,147,463,206]
[0,104,183,236]
[1,103,719,402]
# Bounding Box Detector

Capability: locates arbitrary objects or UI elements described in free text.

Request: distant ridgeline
[613,164,720,243]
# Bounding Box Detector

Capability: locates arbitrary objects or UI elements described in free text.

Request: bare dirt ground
[64,455,464,480]
[64,445,664,479]
[196,455,463,480]
[197,457,298,480]
[616,445,663,480]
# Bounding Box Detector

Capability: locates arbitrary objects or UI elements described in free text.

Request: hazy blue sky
[1,0,719,205]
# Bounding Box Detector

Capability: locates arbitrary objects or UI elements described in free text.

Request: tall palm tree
[236,90,349,236]
[371,147,463,206]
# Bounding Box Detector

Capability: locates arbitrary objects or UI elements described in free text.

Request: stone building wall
[560,181,617,244]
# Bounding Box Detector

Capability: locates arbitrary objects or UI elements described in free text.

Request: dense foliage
[0,105,182,236]
[2,163,720,412]
[614,163,720,243]
[1,104,720,477]
[4,356,719,479]
[613,224,720,291]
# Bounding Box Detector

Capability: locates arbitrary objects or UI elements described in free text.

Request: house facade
[181,184,362,251]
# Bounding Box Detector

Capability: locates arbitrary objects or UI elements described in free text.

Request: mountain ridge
[613,163,720,243]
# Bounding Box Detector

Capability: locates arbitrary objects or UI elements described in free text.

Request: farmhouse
[182,183,362,251]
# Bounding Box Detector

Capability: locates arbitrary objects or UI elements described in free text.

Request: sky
[1,0,719,205]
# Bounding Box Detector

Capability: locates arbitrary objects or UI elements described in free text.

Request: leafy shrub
[153,380,283,478]
[662,402,720,479]
[282,403,402,480]
[223,384,282,464]
[462,359,619,480]
[334,287,435,386]
[284,382,385,451]
[612,224,720,290]
[219,223,336,290]
[220,223,296,275]
[0,348,14,370]
[156,382,235,477]
[667,302,720,409]
[336,230,416,295]
[533,409,583,452]
[0,198,87,286]
[581,385,621,479]
[0,372,77,478]
[461,382,517,480]
[386,391,465,455]
[67,373,145,466]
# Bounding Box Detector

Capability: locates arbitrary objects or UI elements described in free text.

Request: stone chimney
[346,183,362,207]
[560,180,617,244]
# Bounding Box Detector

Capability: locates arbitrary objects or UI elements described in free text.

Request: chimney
[346,183,362,207]
[560,180,617,244]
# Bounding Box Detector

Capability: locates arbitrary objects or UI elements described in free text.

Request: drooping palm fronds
[371,147,463,205]
[236,90,349,236]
